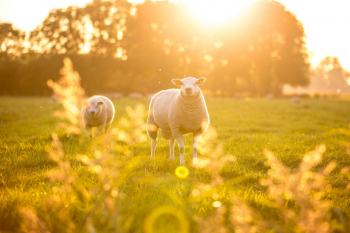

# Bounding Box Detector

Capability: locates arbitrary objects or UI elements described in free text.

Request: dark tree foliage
[0,54,130,96]
[0,0,310,96]
[0,23,25,55]
[0,23,26,94]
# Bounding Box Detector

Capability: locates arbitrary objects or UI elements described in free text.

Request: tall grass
[2,58,350,232]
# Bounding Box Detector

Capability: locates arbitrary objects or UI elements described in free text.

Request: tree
[0,0,312,96]
[0,23,25,56]
[122,0,209,93]
[0,23,26,96]
[311,56,350,93]
[123,0,310,96]
[29,0,132,56]
[210,0,310,96]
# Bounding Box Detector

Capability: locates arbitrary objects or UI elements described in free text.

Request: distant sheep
[50,93,58,103]
[290,96,301,104]
[147,77,209,165]
[81,95,115,137]
[106,92,123,100]
[128,92,143,99]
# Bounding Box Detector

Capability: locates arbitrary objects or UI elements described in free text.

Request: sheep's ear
[98,101,104,106]
[196,77,206,85]
[172,79,183,86]
[83,101,88,106]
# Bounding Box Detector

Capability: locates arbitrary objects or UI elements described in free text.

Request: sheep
[104,92,123,100]
[147,77,210,165]
[290,96,301,104]
[81,95,115,137]
[128,92,143,99]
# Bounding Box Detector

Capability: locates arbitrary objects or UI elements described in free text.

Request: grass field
[1,97,350,232]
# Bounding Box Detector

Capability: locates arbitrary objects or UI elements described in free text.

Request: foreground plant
[47,57,85,134]
[192,126,342,232]
[260,145,335,233]
[19,58,147,233]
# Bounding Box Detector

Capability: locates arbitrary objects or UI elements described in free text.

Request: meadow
[0,97,350,232]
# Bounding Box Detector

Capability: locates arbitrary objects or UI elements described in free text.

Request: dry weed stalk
[20,132,78,233]
[195,206,227,233]
[19,58,149,233]
[19,57,85,232]
[195,126,236,186]
[111,103,148,145]
[230,197,268,233]
[260,145,335,233]
[342,125,350,194]
[193,127,340,233]
[18,208,49,233]
[192,126,236,232]
[47,57,85,134]
[193,126,267,233]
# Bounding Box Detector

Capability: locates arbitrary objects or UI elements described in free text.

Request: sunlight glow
[185,0,252,24]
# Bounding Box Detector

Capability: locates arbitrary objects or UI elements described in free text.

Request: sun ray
[184,0,252,24]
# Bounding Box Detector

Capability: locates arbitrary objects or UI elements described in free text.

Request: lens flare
[144,205,190,233]
[175,166,189,178]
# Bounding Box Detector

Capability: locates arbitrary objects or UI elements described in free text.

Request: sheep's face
[172,77,206,97]
[84,101,103,117]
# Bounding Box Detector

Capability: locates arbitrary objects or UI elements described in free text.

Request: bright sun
[185,0,252,24]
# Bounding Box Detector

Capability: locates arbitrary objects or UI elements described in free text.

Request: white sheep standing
[81,95,115,137]
[147,77,210,165]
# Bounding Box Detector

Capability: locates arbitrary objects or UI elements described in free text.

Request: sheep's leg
[96,125,104,136]
[85,125,93,138]
[192,133,201,165]
[170,138,175,160]
[176,136,185,165]
[151,139,157,159]
[147,116,158,159]
[104,122,111,133]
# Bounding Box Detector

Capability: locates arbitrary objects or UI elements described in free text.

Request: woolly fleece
[81,95,115,135]
[147,88,209,140]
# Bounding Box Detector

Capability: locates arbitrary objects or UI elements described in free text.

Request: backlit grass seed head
[111,189,118,197]
[112,103,148,144]
[191,189,200,197]
[47,133,75,187]
[212,201,222,208]
[261,145,332,233]
[47,57,85,133]
[198,125,218,154]
[230,197,267,233]
[191,125,237,213]
[78,155,90,165]
[195,206,227,233]
[41,57,149,232]
[19,208,49,233]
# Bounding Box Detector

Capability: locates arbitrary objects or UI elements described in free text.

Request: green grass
[1,97,350,232]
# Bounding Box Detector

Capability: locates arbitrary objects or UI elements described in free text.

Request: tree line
[0,0,311,96]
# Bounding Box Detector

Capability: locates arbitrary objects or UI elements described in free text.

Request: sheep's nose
[185,88,192,92]
[91,111,95,115]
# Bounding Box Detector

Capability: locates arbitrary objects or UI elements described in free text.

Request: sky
[0,0,349,70]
